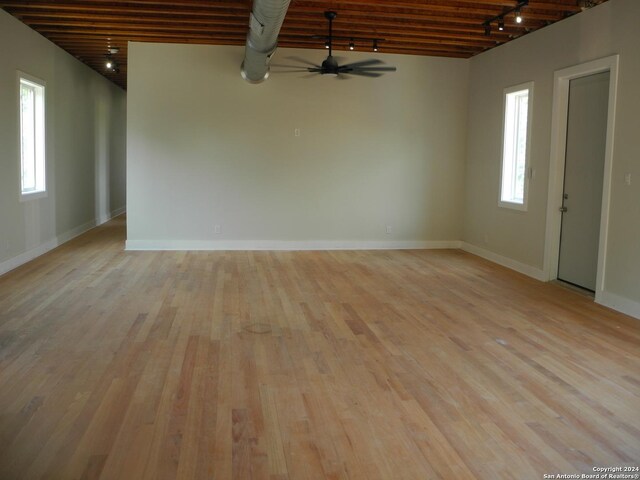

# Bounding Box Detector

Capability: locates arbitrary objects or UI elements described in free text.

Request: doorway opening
[543,55,619,302]
[557,71,610,292]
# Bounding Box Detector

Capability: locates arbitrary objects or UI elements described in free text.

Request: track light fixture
[482,0,528,35]
[578,0,598,10]
[105,45,120,72]
[312,13,385,53]
[105,55,118,72]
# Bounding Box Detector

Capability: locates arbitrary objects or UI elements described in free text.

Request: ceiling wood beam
[1,0,605,89]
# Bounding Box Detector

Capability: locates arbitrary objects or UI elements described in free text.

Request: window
[19,74,46,199]
[500,82,533,210]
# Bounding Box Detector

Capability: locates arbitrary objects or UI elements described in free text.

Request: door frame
[543,55,619,301]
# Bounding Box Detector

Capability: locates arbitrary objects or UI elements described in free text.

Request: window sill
[499,200,528,212]
[20,191,48,202]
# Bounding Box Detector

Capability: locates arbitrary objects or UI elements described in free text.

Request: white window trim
[498,81,534,211]
[17,71,47,202]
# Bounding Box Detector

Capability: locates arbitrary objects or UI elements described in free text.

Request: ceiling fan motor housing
[321,56,339,75]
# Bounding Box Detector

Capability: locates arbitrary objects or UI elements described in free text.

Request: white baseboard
[0,219,97,277]
[57,219,97,245]
[111,206,126,218]
[97,206,126,225]
[5,225,638,321]
[461,242,546,281]
[596,291,640,320]
[461,243,639,320]
[125,239,463,251]
[0,239,58,277]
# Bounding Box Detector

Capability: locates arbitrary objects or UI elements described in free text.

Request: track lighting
[313,15,384,55]
[481,0,528,35]
[515,7,523,23]
[578,0,598,10]
[106,46,119,71]
[105,55,118,72]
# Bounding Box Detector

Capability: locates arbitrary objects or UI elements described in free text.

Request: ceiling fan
[276,11,396,78]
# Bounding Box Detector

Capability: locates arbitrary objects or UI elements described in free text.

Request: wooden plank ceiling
[1,0,608,89]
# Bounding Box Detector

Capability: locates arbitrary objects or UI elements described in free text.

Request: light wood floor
[0,216,638,480]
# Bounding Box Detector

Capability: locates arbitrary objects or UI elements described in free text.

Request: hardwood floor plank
[0,216,638,479]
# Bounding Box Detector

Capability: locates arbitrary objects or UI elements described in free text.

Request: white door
[557,71,610,291]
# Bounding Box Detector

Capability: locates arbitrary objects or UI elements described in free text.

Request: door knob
[559,206,568,213]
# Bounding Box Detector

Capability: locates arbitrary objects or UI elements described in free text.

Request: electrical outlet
[385,225,392,234]
[625,173,632,186]
[294,128,301,137]
[214,225,221,234]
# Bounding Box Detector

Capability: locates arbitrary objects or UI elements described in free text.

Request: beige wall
[126,43,469,248]
[464,0,640,311]
[0,10,127,274]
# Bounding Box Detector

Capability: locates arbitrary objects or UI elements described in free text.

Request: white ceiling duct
[241,0,292,83]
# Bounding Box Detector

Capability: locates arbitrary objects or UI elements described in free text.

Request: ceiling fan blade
[307,67,323,72]
[340,59,384,69]
[271,69,314,73]
[345,70,383,78]
[352,66,397,72]
[284,56,321,68]
[270,63,313,69]
[271,64,314,73]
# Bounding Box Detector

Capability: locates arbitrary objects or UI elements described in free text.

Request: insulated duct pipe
[241,0,292,83]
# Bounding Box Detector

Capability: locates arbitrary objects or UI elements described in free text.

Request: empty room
[0,0,639,478]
